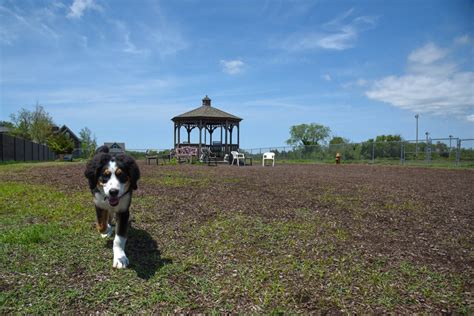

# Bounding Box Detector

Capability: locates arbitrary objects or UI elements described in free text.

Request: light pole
[415,114,419,157]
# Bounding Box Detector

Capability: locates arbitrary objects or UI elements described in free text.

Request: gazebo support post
[237,123,240,150]
[177,124,181,148]
[198,120,202,158]
[225,121,228,155]
[187,125,191,145]
[174,123,176,148]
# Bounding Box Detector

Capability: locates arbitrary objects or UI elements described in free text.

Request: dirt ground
[2,162,473,313]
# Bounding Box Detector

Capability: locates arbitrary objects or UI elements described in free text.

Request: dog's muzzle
[107,189,120,206]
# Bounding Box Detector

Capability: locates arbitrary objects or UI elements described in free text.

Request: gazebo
[172,96,242,158]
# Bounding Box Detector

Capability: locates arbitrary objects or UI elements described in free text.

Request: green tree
[365,134,403,159]
[286,123,331,146]
[48,132,74,155]
[375,134,402,142]
[329,136,349,145]
[9,105,54,143]
[30,105,54,144]
[0,121,14,129]
[79,127,97,158]
[9,108,32,139]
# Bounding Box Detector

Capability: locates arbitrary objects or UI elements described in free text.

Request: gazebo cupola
[202,95,211,106]
[172,96,242,157]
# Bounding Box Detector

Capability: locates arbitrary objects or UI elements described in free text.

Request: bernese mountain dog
[84,146,140,269]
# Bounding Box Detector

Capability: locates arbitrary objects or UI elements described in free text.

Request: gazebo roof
[172,96,242,122]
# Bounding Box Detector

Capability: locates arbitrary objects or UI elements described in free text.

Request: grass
[0,162,471,313]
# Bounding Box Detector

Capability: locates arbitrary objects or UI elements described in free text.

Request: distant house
[0,126,11,134]
[104,142,126,155]
[53,125,82,157]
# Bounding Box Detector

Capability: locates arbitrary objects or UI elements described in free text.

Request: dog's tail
[95,146,109,154]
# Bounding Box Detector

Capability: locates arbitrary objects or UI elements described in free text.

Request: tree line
[285,123,461,161]
[1,105,97,158]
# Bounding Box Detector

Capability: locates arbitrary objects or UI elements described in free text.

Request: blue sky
[1,0,473,150]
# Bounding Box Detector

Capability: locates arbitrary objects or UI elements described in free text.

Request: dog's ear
[118,155,140,190]
[95,145,109,154]
[84,153,111,190]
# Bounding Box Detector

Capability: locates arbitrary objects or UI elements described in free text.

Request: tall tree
[286,123,331,146]
[30,105,54,144]
[79,127,97,158]
[9,108,32,139]
[9,104,54,143]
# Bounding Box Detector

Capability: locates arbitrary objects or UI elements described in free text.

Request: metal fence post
[400,142,405,165]
[456,139,461,166]
[371,142,375,163]
[426,138,432,163]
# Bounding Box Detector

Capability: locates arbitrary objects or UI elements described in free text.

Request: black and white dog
[84,146,140,269]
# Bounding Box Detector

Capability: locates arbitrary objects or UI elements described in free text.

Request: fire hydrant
[335,152,341,164]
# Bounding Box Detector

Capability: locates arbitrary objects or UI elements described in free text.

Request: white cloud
[67,0,100,19]
[454,34,472,45]
[467,115,474,123]
[278,9,378,52]
[366,42,474,120]
[342,78,369,88]
[220,59,245,75]
[408,42,448,65]
[123,32,148,55]
[322,74,332,81]
[0,4,60,43]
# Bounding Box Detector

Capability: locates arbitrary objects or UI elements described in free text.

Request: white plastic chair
[231,151,245,166]
[262,152,275,167]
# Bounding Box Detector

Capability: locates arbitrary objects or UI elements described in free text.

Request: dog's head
[84,147,140,207]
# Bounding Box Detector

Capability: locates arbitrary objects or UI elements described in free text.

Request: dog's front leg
[113,210,129,269]
[96,207,112,238]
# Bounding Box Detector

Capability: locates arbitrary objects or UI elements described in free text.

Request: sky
[0,0,473,150]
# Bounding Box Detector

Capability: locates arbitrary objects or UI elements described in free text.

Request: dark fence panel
[25,140,33,161]
[32,143,39,161]
[39,145,44,161]
[41,145,48,161]
[48,148,55,160]
[2,134,15,161]
[0,134,56,162]
[15,137,25,161]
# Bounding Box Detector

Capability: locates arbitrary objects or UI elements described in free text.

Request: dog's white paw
[101,224,113,238]
[113,255,129,269]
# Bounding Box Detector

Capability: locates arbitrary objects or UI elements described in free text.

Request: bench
[175,146,198,164]
[145,150,158,165]
[146,150,172,165]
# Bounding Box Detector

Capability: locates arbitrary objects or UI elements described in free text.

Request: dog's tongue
[109,197,119,206]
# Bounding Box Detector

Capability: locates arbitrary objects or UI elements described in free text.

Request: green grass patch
[179,212,469,313]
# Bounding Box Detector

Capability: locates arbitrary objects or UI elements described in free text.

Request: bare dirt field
[1,162,473,313]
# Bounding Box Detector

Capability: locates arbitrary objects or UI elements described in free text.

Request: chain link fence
[242,138,474,167]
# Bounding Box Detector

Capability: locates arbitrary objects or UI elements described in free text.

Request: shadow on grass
[106,225,172,280]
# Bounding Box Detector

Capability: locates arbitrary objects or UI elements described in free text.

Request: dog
[84,146,140,269]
